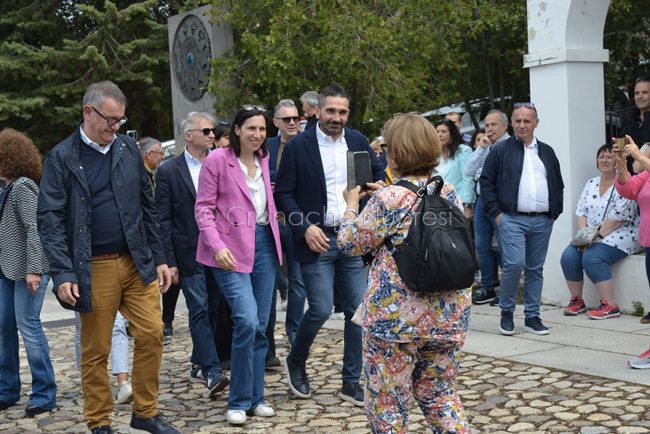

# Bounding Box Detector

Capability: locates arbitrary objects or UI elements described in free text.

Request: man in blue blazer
[267,99,306,356]
[155,112,229,397]
[275,84,384,406]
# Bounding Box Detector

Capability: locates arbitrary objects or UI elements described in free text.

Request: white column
[525,0,612,308]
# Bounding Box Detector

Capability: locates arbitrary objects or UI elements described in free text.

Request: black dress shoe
[0,400,14,410]
[25,405,51,417]
[91,425,114,434]
[284,355,311,398]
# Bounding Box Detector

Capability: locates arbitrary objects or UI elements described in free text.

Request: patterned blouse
[576,176,641,255]
[337,176,471,344]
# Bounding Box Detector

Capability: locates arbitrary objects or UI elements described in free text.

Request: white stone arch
[521,1,647,310]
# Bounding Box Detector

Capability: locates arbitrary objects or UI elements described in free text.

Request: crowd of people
[0,76,650,434]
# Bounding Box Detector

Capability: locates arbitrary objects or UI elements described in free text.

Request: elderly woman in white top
[0,128,56,416]
[561,144,640,319]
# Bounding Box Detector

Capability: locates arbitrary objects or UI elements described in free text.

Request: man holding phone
[275,84,384,406]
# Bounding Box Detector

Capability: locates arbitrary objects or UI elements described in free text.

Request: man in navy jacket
[275,84,383,406]
[480,103,564,337]
[37,81,178,434]
[267,99,305,354]
[155,112,229,398]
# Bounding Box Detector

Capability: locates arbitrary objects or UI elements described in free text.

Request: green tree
[0,0,186,152]
[208,0,530,137]
[603,0,650,112]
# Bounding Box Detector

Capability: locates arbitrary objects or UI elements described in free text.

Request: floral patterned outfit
[338,176,471,434]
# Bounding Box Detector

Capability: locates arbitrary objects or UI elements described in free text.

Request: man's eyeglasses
[90,106,128,127]
[187,128,216,136]
[275,116,300,124]
[148,150,164,156]
[513,102,536,110]
[242,104,266,112]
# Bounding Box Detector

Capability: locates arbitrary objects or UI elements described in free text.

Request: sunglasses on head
[187,127,216,136]
[242,104,267,112]
[391,111,421,119]
[217,120,230,127]
[513,102,536,109]
[276,116,300,123]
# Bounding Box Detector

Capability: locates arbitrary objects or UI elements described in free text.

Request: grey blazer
[0,177,49,280]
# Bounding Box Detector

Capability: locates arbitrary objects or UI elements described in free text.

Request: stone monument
[168,5,233,148]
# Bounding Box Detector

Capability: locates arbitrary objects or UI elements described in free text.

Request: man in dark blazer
[155,112,229,398]
[275,84,384,406]
[266,99,306,362]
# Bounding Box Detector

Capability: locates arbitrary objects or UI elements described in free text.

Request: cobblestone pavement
[2,317,650,433]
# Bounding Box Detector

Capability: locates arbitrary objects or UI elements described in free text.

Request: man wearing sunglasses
[267,99,306,360]
[37,81,178,434]
[155,112,230,399]
[480,103,564,337]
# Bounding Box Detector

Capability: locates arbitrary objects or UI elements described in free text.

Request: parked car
[160,139,176,165]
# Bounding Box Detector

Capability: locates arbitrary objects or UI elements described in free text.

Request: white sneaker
[252,403,275,417]
[628,348,650,369]
[116,381,133,404]
[330,312,345,321]
[227,409,247,425]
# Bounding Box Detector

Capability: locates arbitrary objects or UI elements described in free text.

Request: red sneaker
[587,299,620,320]
[564,296,586,316]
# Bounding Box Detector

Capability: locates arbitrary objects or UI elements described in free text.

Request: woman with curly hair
[0,128,56,416]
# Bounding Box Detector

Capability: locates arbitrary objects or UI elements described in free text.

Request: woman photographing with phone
[614,135,650,369]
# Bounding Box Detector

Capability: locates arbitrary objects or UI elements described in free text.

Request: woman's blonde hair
[383,114,440,177]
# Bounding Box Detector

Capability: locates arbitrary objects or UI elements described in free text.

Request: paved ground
[3,293,650,433]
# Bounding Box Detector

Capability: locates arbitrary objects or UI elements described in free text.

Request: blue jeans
[211,224,277,410]
[561,243,627,284]
[474,196,500,289]
[0,274,56,409]
[290,232,366,384]
[280,221,305,340]
[497,213,553,318]
[181,264,222,375]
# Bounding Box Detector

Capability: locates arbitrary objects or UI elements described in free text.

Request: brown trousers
[80,254,163,429]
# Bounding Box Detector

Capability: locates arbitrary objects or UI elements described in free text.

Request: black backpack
[383,176,475,293]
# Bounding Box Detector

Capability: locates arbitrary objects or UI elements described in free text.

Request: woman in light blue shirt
[435,119,475,219]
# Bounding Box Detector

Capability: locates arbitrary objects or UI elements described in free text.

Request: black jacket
[479,135,564,220]
[154,153,200,277]
[37,127,166,312]
[275,126,384,264]
[621,110,650,173]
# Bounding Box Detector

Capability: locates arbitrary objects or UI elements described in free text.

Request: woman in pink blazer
[195,105,282,425]
[614,135,650,369]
